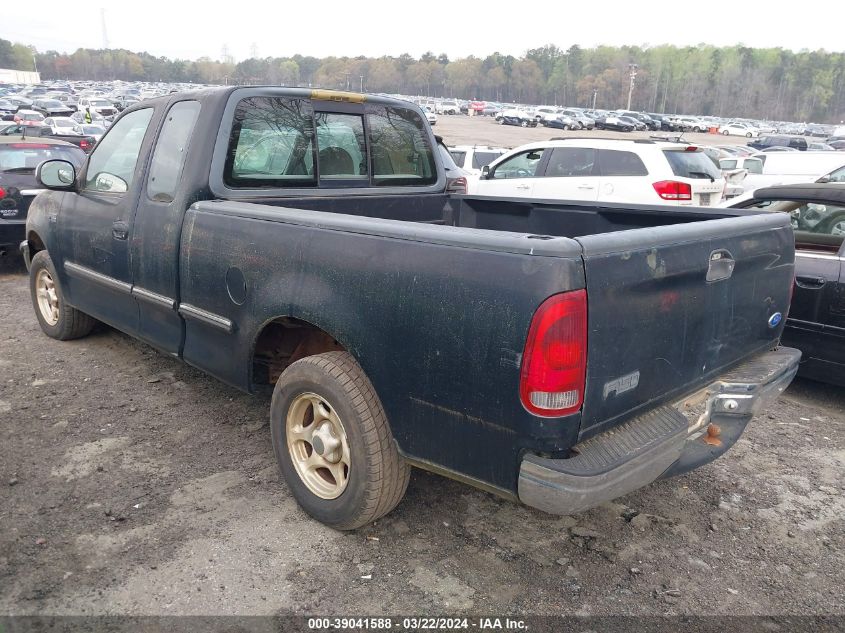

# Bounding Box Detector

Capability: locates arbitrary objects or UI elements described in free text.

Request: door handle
[112,221,129,240]
[795,275,826,289]
[577,184,596,190]
[516,184,531,190]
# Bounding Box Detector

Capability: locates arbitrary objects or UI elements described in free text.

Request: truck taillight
[653,180,692,201]
[0,186,5,199]
[446,176,467,195]
[520,290,587,417]
[80,139,89,149]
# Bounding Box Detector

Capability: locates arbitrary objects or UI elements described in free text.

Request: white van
[742,151,845,191]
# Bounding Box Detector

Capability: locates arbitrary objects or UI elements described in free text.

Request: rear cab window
[219,90,439,193]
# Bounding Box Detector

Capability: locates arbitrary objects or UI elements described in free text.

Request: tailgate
[575,212,794,439]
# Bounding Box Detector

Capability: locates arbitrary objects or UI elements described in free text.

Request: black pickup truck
[21,87,799,530]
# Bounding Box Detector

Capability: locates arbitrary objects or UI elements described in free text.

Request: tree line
[3,38,845,123]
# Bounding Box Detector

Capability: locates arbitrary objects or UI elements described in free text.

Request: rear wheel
[521,120,528,128]
[29,251,96,340]
[270,351,410,530]
[746,132,753,138]
[722,130,730,135]
[498,118,505,125]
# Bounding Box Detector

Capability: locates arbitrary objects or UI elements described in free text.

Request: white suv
[449,145,509,177]
[467,138,727,207]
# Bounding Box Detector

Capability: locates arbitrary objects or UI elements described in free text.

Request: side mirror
[37,160,77,190]
[817,175,831,184]
[481,165,491,179]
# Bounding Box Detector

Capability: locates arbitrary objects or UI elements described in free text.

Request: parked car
[647,113,678,131]
[469,138,726,206]
[71,124,106,142]
[0,124,97,153]
[71,110,109,127]
[0,99,16,117]
[741,151,845,192]
[617,115,647,131]
[830,140,845,151]
[21,86,797,529]
[422,107,437,126]
[729,183,845,385]
[43,116,77,136]
[32,99,75,118]
[676,117,707,133]
[498,108,537,127]
[435,100,460,115]
[808,142,835,151]
[0,137,85,254]
[593,114,634,132]
[543,114,578,130]
[449,145,508,177]
[749,135,809,152]
[562,109,595,130]
[719,123,759,137]
[482,103,502,117]
[77,97,118,117]
[13,110,45,127]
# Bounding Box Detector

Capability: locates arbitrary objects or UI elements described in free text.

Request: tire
[561,124,569,131]
[746,132,752,138]
[29,250,96,340]
[498,118,505,125]
[722,130,730,135]
[270,351,411,530]
[521,120,528,128]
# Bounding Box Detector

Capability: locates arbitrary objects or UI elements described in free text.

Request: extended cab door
[130,100,202,355]
[58,107,155,336]
[472,149,546,198]
[531,147,601,201]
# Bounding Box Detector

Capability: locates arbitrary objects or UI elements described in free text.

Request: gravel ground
[0,124,843,617]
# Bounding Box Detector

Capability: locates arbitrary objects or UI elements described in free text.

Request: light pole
[359,75,364,92]
[626,63,639,111]
[592,88,597,110]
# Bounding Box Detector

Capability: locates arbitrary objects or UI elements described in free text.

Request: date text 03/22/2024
[306,617,527,630]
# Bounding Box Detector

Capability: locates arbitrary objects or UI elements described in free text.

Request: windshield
[40,100,62,107]
[20,113,44,121]
[82,125,104,134]
[54,119,74,127]
[663,150,722,179]
[0,144,85,172]
[90,99,110,106]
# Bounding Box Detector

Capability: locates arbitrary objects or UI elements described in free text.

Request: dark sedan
[32,99,75,118]
[497,110,537,127]
[0,137,85,253]
[731,183,845,385]
[593,115,634,132]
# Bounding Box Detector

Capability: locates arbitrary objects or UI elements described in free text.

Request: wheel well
[251,317,346,387]
[27,231,46,257]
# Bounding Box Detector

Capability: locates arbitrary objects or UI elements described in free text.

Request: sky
[3,0,844,62]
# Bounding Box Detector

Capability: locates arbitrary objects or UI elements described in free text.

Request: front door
[472,149,546,198]
[58,107,155,336]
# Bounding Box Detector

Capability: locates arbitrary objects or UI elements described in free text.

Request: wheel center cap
[312,435,325,455]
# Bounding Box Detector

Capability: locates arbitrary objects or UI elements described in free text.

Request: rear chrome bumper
[517,347,801,516]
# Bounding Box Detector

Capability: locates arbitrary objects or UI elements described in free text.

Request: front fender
[24,189,66,261]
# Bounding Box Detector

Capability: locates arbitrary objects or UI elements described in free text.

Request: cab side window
[83,108,154,193]
[491,150,544,179]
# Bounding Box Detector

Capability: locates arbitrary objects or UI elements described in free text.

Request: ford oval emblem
[768,312,783,328]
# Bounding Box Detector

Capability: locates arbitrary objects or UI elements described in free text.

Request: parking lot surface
[1,114,843,616]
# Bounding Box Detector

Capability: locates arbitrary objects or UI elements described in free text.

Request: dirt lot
[0,117,843,618]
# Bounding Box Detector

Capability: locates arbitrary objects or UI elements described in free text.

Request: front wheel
[746,132,753,137]
[29,251,96,340]
[270,351,410,530]
[521,120,528,127]
[722,130,730,135]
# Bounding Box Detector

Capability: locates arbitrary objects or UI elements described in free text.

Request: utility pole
[626,63,639,111]
[344,72,350,90]
[100,8,110,49]
[592,89,597,110]
[359,75,364,92]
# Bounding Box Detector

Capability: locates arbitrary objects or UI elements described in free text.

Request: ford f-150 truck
[21,87,800,530]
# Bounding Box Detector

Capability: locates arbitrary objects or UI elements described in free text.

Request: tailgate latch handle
[706,249,735,282]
